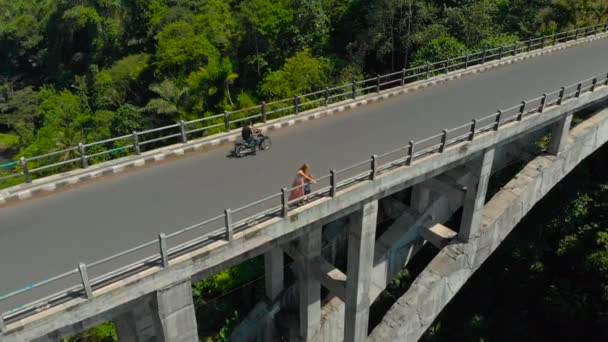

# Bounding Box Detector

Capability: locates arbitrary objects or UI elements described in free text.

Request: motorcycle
[233,134,272,157]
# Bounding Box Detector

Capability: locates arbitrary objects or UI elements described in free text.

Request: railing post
[494,110,502,131]
[281,188,289,217]
[558,87,565,105]
[158,233,169,267]
[469,119,477,141]
[294,95,300,114]
[224,209,233,241]
[575,28,579,40]
[576,82,582,97]
[261,101,267,123]
[401,68,406,86]
[223,110,230,132]
[512,42,518,56]
[330,170,337,197]
[444,58,450,74]
[439,129,448,152]
[132,131,140,155]
[324,88,330,106]
[553,32,557,45]
[179,120,188,143]
[527,39,532,52]
[376,75,381,93]
[407,140,415,166]
[370,155,377,181]
[499,45,504,59]
[591,77,597,92]
[605,21,608,33]
[426,63,431,79]
[78,142,89,168]
[539,93,547,113]
[78,263,93,299]
[518,101,527,121]
[540,36,545,49]
[464,54,470,69]
[20,156,31,183]
[352,80,357,99]
[481,49,487,63]
[0,314,5,333]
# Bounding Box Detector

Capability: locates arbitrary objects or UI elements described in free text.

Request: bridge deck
[1,38,608,307]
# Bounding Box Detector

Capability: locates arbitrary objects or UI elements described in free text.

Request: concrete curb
[1,32,606,206]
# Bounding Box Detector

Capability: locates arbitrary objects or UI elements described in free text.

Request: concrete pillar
[264,247,283,341]
[459,148,495,242]
[114,299,159,342]
[264,247,284,301]
[548,113,573,155]
[156,279,199,342]
[410,184,430,214]
[344,201,379,342]
[298,226,322,340]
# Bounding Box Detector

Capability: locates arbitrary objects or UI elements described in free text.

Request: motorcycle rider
[241,121,261,148]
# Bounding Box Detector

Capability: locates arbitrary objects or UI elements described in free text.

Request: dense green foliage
[2,0,608,185]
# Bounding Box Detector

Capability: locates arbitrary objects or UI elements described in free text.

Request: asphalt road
[1,38,608,309]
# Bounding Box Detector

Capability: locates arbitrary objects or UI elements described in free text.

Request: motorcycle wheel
[259,137,271,150]
[234,144,246,157]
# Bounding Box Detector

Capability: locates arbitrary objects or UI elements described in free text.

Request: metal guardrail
[1,63,608,330]
[1,22,607,187]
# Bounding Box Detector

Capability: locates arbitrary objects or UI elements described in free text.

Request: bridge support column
[344,201,378,342]
[410,185,431,214]
[459,148,495,242]
[114,298,160,342]
[298,226,322,340]
[156,279,199,342]
[264,247,283,341]
[548,113,573,155]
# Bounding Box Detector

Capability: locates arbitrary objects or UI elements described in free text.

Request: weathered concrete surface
[3,85,607,342]
[156,280,198,342]
[367,105,608,341]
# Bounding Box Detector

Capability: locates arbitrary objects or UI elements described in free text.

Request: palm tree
[143,79,189,120]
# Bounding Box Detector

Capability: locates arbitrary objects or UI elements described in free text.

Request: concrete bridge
[1,28,608,342]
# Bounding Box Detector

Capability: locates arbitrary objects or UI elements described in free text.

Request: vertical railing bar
[224,110,230,132]
[330,170,337,197]
[469,119,477,141]
[261,101,267,123]
[407,141,415,166]
[20,157,31,183]
[132,131,141,155]
[370,155,377,180]
[281,188,288,217]
[78,142,89,168]
[78,263,93,299]
[518,101,526,121]
[494,110,502,131]
[558,87,565,105]
[224,209,233,241]
[539,93,547,113]
[180,120,188,143]
[440,129,448,152]
[158,233,169,267]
